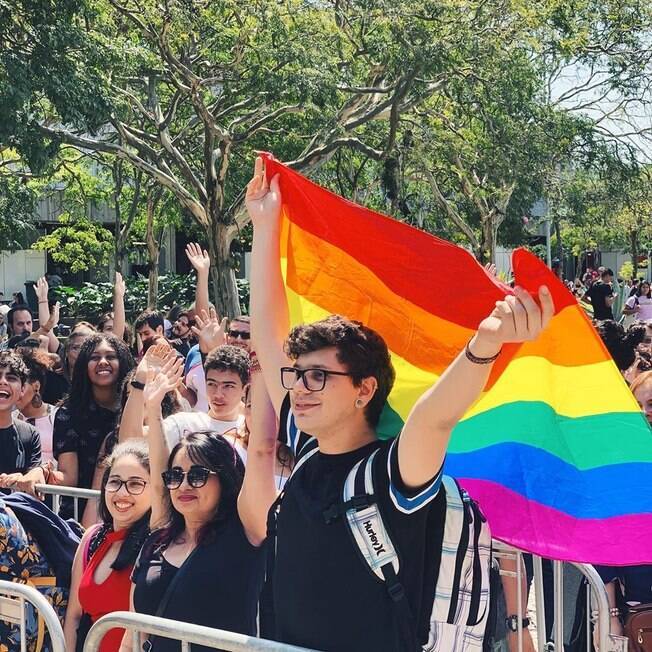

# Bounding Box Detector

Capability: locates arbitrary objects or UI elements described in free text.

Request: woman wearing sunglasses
[64,440,155,652]
[119,352,274,652]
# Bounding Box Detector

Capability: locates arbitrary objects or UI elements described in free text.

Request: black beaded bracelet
[130,380,146,390]
[465,339,501,365]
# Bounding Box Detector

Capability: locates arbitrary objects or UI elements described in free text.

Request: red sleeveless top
[78,528,132,652]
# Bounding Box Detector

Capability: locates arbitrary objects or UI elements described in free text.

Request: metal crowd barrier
[34,483,100,522]
[0,579,66,652]
[494,541,629,652]
[83,611,320,652]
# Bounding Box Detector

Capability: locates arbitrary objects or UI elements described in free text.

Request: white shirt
[626,294,652,322]
[163,411,245,448]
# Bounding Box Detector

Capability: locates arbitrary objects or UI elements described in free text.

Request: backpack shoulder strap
[340,451,418,652]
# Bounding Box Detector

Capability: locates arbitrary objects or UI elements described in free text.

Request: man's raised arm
[398,286,555,489]
[247,157,291,415]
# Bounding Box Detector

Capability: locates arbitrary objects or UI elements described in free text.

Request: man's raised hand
[191,307,228,354]
[114,271,126,297]
[477,286,555,351]
[143,355,184,409]
[186,243,211,275]
[245,156,281,228]
[33,276,49,303]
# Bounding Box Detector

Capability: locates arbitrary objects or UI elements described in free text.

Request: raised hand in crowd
[142,355,186,529]
[186,242,211,318]
[112,271,127,340]
[118,342,175,443]
[33,276,60,353]
[191,307,228,355]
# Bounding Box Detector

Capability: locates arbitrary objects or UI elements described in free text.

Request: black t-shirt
[596,565,652,606]
[586,281,614,320]
[272,396,446,652]
[52,402,117,491]
[132,518,265,652]
[0,420,42,474]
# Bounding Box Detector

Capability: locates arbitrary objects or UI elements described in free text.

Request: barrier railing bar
[34,484,100,499]
[533,554,547,652]
[553,560,565,650]
[83,612,321,652]
[0,580,66,652]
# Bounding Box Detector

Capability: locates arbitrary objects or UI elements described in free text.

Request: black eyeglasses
[228,330,250,340]
[162,465,217,489]
[280,367,353,392]
[105,478,148,495]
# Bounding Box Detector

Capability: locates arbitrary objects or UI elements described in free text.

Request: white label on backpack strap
[344,452,400,580]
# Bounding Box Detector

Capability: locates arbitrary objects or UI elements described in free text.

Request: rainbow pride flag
[262,153,652,565]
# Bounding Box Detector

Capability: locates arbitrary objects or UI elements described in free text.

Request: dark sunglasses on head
[228,330,250,340]
[105,477,148,495]
[162,465,217,489]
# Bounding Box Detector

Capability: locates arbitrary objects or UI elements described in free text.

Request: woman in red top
[64,440,158,651]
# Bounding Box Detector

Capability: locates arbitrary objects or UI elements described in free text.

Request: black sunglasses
[280,366,353,392]
[162,465,217,489]
[228,330,250,340]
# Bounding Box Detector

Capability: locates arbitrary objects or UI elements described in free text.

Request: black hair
[134,310,165,333]
[7,305,33,334]
[7,333,38,350]
[66,333,135,420]
[601,268,614,279]
[0,350,27,384]
[90,440,151,571]
[285,315,396,428]
[635,281,651,299]
[204,345,250,385]
[158,433,244,548]
[596,320,646,371]
[17,348,51,389]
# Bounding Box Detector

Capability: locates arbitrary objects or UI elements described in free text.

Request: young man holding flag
[247,156,554,651]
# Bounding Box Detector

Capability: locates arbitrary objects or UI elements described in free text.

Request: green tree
[32,213,114,272]
[0,176,37,251]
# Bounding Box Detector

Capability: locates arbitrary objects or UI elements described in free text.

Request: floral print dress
[0,499,68,652]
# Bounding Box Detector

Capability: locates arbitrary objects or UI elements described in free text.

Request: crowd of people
[0,158,650,652]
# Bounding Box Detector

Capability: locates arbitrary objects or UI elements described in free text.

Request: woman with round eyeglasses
[119,352,276,652]
[64,440,156,652]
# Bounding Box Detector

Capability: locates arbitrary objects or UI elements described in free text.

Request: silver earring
[355,399,364,408]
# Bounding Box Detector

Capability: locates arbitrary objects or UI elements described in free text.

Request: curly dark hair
[66,333,135,420]
[91,440,151,571]
[284,315,395,428]
[158,433,244,548]
[596,320,646,371]
[16,348,52,388]
[204,345,250,385]
[0,350,28,384]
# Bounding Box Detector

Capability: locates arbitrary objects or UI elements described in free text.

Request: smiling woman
[52,334,135,524]
[63,441,153,652]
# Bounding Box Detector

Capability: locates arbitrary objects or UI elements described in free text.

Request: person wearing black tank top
[119,339,278,652]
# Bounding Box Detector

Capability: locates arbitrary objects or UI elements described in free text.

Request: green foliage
[0,175,37,250]
[619,261,634,281]
[54,274,250,322]
[32,214,114,272]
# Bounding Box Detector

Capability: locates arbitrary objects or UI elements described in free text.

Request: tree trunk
[553,216,562,263]
[146,193,160,310]
[207,217,241,318]
[630,230,639,280]
[481,214,498,264]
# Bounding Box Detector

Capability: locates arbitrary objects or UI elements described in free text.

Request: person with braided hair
[64,441,157,652]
